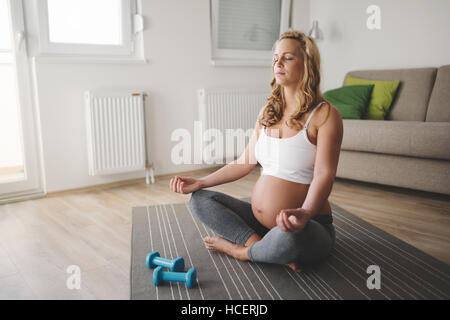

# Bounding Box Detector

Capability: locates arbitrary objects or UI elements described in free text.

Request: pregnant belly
[251,174,311,229]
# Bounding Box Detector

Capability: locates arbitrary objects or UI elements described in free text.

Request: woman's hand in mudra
[169,176,203,194]
[276,208,313,233]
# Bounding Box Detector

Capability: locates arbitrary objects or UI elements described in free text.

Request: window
[34,0,144,59]
[210,0,291,66]
[47,0,123,46]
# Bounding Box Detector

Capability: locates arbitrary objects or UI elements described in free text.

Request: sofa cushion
[337,151,450,195]
[341,120,450,160]
[345,68,437,121]
[426,65,450,122]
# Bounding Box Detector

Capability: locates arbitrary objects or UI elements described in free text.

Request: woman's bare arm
[301,103,343,215]
[277,103,343,232]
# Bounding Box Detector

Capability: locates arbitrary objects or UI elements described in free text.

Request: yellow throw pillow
[345,75,400,120]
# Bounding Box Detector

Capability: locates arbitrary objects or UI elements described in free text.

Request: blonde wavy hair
[258,30,325,130]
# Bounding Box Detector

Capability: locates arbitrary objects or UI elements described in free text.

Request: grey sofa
[336,65,450,195]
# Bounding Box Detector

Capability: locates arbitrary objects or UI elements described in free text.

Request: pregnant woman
[170,30,343,271]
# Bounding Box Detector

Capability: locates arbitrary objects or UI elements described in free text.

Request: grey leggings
[187,189,336,266]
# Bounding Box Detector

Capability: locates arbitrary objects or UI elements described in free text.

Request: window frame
[210,0,291,67]
[34,0,136,57]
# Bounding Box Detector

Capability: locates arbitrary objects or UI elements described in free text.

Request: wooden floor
[1,166,449,299]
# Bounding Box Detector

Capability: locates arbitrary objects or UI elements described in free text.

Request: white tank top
[254,101,325,184]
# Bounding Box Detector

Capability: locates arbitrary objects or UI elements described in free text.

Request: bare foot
[286,262,302,272]
[203,236,248,261]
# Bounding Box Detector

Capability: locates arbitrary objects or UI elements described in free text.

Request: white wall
[291,0,310,33]
[310,0,450,91]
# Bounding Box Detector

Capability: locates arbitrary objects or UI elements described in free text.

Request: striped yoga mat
[130,199,450,300]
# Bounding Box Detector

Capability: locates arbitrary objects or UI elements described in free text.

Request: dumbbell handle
[153,267,196,288]
[161,270,189,282]
[154,256,174,268]
[147,252,184,272]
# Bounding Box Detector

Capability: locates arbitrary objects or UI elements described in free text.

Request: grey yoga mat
[130,199,450,300]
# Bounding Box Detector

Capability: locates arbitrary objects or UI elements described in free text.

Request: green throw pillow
[323,85,374,119]
[345,75,400,120]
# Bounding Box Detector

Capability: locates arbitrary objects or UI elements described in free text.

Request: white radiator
[198,88,267,163]
[85,90,155,183]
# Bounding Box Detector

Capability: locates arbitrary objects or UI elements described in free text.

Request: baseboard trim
[46,166,224,197]
[0,190,46,205]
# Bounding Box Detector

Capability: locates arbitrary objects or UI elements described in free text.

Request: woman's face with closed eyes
[272,39,304,87]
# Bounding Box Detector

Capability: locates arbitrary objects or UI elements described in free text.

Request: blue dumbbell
[153,266,197,289]
[146,251,184,272]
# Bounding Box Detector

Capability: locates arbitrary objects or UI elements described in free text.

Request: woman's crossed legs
[187,189,335,271]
